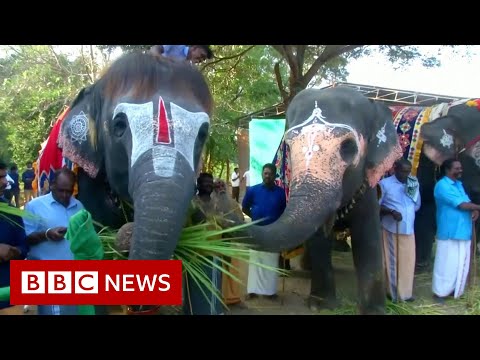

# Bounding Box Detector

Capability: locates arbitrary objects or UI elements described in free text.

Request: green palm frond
[0,202,39,228]
[97,218,288,311]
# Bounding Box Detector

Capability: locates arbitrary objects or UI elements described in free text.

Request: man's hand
[46,227,67,241]
[391,210,403,222]
[0,244,20,262]
[473,210,479,222]
[0,244,11,261]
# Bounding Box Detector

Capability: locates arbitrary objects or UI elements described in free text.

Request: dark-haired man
[185,172,224,315]
[0,162,28,313]
[432,158,480,303]
[24,167,84,315]
[379,158,420,302]
[242,163,286,300]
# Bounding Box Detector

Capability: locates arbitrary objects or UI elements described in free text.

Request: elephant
[57,52,212,286]
[415,99,480,269]
[245,86,404,314]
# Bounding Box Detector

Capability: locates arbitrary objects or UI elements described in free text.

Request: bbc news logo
[10,260,182,305]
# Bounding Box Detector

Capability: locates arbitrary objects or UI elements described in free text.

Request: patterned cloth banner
[36,107,79,196]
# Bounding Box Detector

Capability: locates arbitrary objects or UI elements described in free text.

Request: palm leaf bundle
[0,201,287,312]
[98,217,288,311]
[0,202,37,227]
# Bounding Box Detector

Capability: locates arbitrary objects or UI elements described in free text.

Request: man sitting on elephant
[379,158,420,302]
[149,45,214,64]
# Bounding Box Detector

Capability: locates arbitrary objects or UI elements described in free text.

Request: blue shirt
[0,198,28,309]
[242,183,286,226]
[162,45,189,60]
[24,193,84,260]
[434,177,472,241]
[22,169,35,190]
[379,175,421,235]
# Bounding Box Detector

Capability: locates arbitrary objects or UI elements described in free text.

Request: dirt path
[11,247,480,316]
[227,249,480,315]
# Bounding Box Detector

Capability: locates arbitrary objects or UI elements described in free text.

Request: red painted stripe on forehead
[157,97,171,144]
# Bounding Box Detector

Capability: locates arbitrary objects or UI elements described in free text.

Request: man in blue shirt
[432,158,480,303]
[0,162,28,313]
[242,163,286,300]
[149,45,214,64]
[24,167,84,315]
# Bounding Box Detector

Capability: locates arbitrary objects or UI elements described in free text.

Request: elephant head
[58,52,212,260]
[421,99,480,201]
[246,87,403,252]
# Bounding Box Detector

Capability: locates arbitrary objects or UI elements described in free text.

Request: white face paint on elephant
[113,97,209,177]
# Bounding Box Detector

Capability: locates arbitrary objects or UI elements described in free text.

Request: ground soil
[12,245,478,316]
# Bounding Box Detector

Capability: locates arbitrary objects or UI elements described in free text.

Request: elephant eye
[113,113,128,137]
[340,138,358,163]
[197,122,209,143]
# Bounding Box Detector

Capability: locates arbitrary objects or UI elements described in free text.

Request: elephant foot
[115,222,134,253]
[307,295,338,312]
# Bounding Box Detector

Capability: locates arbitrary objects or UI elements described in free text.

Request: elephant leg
[306,227,338,311]
[350,187,386,315]
[414,201,436,271]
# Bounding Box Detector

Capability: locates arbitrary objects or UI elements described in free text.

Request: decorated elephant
[245,86,403,315]
[414,99,480,269]
[57,52,212,263]
[337,100,480,272]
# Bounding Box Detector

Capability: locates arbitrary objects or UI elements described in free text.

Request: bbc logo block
[22,271,99,294]
[10,260,183,305]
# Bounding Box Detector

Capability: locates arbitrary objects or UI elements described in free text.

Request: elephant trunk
[246,179,342,252]
[127,150,195,260]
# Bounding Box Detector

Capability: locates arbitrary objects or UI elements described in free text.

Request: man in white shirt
[242,169,251,191]
[379,158,421,302]
[231,167,240,202]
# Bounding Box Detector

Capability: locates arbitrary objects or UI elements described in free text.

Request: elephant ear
[58,86,102,178]
[365,101,403,188]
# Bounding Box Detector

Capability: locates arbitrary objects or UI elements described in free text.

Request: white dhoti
[247,250,279,296]
[432,239,471,298]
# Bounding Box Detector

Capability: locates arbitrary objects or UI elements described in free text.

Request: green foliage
[201,46,282,173]
[1,44,469,176]
[0,46,96,170]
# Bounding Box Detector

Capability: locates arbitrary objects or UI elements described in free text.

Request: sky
[339,45,479,99]
[38,45,480,100]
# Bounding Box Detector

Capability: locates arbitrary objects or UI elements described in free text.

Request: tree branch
[272,45,287,58]
[302,45,364,87]
[296,45,306,74]
[201,45,256,71]
[274,62,289,104]
[283,45,299,84]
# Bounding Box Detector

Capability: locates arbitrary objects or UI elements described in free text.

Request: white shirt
[231,171,240,187]
[379,175,421,235]
[243,170,251,187]
[5,174,13,190]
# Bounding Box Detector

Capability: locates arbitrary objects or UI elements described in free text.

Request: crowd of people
[1,44,479,314]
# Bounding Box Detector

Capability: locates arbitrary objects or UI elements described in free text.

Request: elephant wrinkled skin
[245,87,403,314]
[57,52,213,312]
